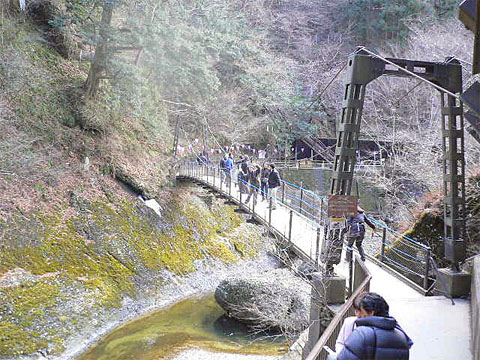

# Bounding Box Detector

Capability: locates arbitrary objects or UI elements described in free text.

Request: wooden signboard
[327,195,358,218]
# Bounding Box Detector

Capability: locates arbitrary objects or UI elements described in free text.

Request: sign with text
[327,195,358,218]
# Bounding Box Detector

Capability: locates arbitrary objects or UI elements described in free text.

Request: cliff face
[401,171,480,267]
[0,181,271,358]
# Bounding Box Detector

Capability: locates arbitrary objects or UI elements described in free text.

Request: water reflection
[77,295,288,360]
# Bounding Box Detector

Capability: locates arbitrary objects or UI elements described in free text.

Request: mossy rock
[0,187,258,357]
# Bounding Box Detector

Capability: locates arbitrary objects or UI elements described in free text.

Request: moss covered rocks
[0,185,268,358]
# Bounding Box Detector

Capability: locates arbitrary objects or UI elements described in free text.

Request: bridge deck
[178,169,471,360]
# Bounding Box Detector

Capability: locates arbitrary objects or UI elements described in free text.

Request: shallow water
[77,295,289,360]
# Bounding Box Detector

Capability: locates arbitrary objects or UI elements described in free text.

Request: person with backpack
[267,163,281,210]
[345,207,375,262]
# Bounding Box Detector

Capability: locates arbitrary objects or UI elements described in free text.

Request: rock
[214,269,310,334]
[144,198,162,217]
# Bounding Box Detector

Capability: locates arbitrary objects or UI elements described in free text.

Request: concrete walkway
[179,167,472,360]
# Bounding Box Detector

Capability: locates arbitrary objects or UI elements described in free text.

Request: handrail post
[281,182,285,204]
[229,173,232,196]
[240,184,243,204]
[320,198,324,223]
[300,184,304,215]
[288,210,293,243]
[269,197,273,228]
[348,254,354,297]
[381,227,387,262]
[424,248,431,291]
[252,187,256,215]
[315,227,320,266]
[220,168,223,192]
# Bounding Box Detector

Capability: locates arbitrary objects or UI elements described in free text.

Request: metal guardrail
[304,257,372,360]
[178,162,433,293]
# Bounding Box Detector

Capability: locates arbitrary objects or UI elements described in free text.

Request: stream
[77,295,289,360]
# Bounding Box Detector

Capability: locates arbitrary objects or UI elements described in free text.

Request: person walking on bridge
[246,164,261,205]
[260,163,270,201]
[219,154,228,186]
[337,292,411,360]
[267,163,281,210]
[225,153,234,188]
[345,207,375,262]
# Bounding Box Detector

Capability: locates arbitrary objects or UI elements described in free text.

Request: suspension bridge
[177,162,471,360]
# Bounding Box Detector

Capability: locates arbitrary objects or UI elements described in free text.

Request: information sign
[327,195,358,218]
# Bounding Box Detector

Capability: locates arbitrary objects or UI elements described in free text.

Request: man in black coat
[267,163,281,210]
[337,293,411,360]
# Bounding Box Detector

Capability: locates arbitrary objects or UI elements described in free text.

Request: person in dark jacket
[267,163,281,210]
[345,207,375,262]
[238,157,250,195]
[246,164,261,205]
[337,292,411,360]
[260,163,270,201]
[219,154,228,186]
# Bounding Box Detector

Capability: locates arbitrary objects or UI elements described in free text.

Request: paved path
[179,167,472,360]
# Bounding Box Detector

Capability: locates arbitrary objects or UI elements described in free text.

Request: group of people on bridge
[218,153,282,210]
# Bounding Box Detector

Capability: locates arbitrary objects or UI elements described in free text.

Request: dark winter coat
[219,158,226,170]
[337,316,410,360]
[268,169,281,188]
[261,168,271,184]
[249,168,261,188]
[346,213,375,238]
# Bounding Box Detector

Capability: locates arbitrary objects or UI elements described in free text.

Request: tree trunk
[84,0,114,98]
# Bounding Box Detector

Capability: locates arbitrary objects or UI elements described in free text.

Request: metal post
[229,174,232,196]
[269,197,273,228]
[424,248,431,291]
[320,198,324,223]
[220,168,223,192]
[299,183,304,215]
[348,254,354,297]
[240,184,243,204]
[252,187,256,215]
[281,182,285,204]
[439,61,467,269]
[288,210,293,243]
[381,227,386,262]
[315,227,321,266]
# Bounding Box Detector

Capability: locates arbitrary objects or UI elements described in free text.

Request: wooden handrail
[304,258,372,360]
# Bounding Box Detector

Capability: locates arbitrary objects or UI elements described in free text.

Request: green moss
[0,190,251,356]
[0,281,60,356]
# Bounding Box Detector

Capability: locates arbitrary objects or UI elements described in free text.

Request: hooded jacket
[337,316,410,360]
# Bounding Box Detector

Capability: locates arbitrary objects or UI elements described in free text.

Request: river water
[77,295,288,360]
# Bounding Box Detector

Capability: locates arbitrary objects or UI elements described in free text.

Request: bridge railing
[368,219,432,292]
[178,161,433,293]
[304,256,372,360]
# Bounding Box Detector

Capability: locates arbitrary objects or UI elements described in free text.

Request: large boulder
[214,269,310,334]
